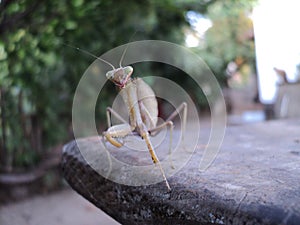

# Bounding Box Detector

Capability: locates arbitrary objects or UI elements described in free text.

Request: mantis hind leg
[165,102,187,141]
[149,102,187,140]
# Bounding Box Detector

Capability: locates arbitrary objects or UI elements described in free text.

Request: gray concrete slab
[0,189,120,225]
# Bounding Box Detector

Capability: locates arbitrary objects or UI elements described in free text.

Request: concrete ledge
[62,119,300,225]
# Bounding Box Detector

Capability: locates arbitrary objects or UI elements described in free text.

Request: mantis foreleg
[103,123,132,147]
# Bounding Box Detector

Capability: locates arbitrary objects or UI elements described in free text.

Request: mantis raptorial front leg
[103,123,133,148]
[101,123,132,179]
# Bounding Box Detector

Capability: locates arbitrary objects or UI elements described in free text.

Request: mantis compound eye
[106,71,114,80]
[123,66,133,75]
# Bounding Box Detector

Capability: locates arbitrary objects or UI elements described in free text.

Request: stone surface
[0,189,120,225]
[62,119,300,225]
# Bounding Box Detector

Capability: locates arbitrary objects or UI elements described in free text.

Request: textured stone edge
[61,139,300,225]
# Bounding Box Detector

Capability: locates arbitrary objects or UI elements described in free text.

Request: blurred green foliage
[195,0,257,86]
[0,0,256,170]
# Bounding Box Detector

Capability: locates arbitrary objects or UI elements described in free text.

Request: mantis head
[106,66,133,88]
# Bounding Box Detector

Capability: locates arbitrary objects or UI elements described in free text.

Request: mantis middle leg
[144,102,187,169]
[149,102,187,153]
[106,107,128,128]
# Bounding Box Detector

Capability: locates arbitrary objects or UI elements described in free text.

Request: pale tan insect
[72,44,187,191]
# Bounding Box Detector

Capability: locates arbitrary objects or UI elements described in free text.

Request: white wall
[252,0,300,104]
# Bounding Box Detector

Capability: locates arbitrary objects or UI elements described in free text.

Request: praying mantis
[73,44,187,191]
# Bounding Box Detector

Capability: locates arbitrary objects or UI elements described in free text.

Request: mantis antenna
[119,30,138,68]
[63,43,115,70]
[119,44,129,68]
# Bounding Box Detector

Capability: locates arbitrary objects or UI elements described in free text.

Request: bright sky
[185,11,212,47]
